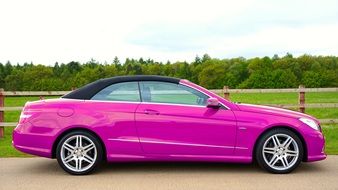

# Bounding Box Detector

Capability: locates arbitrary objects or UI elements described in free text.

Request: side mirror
[206,97,220,108]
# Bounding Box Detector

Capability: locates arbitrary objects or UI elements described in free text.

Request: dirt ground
[1,156,337,190]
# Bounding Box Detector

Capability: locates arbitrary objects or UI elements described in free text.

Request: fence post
[298,85,305,113]
[223,86,230,100]
[0,88,4,138]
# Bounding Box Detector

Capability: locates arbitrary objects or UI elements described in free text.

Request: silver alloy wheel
[262,134,299,171]
[60,135,97,172]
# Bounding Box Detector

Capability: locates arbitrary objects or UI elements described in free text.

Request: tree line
[0,53,338,91]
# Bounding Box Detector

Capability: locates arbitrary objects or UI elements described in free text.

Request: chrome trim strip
[108,138,139,142]
[69,99,208,108]
[59,98,85,102]
[60,97,140,104]
[62,98,221,109]
[83,99,141,104]
[139,101,206,108]
[235,147,248,150]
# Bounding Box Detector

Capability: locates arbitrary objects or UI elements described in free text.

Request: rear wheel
[255,128,303,174]
[56,130,103,175]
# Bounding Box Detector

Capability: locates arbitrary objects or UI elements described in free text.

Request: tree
[201,54,211,63]
[86,58,99,68]
[0,54,338,90]
[5,69,25,90]
[53,62,61,76]
[138,58,145,64]
[67,61,82,74]
[0,63,5,87]
[4,61,13,76]
[239,71,274,88]
[248,57,272,73]
[198,60,227,89]
[225,58,249,88]
[271,69,298,88]
[113,56,120,65]
[301,71,322,87]
[194,55,202,65]
[22,65,54,90]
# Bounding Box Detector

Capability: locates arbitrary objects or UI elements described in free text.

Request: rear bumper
[12,124,53,158]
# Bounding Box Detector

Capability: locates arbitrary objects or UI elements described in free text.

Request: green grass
[229,92,338,104]
[306,108,338,119]
[322,124,338,154]
[0,126,29,157]
[5,96,57,107]
[228,92,338,119]
[0,92,337,157]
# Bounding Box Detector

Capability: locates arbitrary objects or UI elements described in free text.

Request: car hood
[236,103,319,122]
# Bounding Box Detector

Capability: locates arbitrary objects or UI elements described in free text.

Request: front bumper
[303,127,326,162]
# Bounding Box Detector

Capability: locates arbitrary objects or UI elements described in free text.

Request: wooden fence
[0,86,337,138]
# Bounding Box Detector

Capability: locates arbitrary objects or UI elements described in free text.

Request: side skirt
[107,153,252,163]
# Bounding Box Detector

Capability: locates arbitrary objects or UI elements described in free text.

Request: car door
[135,81,237,156]
[87,81,143,156]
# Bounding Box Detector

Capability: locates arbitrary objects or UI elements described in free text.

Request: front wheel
[56,130,103,175]
[255,128,303,174]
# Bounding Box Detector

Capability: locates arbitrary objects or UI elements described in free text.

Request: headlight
[299,118,320,131]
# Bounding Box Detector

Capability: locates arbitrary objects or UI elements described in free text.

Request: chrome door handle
[144,109,160,115]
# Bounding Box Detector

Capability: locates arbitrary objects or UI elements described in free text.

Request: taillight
[18,112,32,124]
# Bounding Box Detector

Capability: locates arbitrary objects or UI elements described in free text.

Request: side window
[139,81,208,106]
[91,82,140,102]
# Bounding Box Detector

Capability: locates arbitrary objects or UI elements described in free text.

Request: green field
[0,92,337,157]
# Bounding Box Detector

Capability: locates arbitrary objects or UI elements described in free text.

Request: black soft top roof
[62,75,180,100]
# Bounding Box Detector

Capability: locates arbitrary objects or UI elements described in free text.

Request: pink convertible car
[13,75,326,175]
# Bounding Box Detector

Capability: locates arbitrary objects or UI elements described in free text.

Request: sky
[0,0,338,65]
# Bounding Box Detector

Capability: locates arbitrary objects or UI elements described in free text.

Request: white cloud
[0,0,337,65]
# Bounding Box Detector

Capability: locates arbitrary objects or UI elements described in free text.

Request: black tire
[56,130,103,175]
[255,128,304,174]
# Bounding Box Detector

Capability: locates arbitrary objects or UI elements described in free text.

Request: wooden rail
[0,86,337,138]
[255,103,338,109]
[0,122,18,127]
[3,91,70,96]
[2,87,338,96]
[212,87,338,94]
[0,107,24,111]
